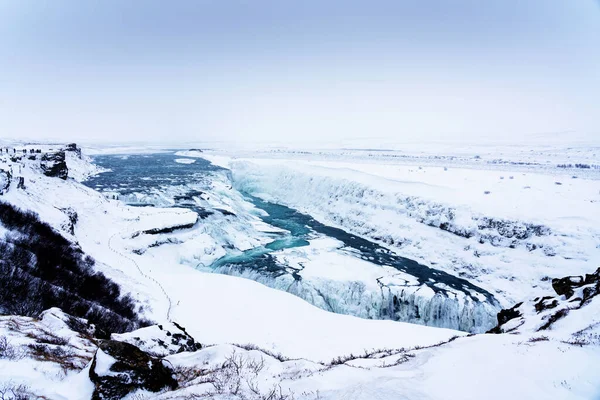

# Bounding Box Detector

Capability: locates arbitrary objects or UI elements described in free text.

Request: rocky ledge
[488,268,600,335]
[41,151,68,180]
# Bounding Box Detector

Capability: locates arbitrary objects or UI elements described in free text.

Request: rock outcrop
[488,268,600,334]
[0,169,11,194]
[487,302,523,334]
[89,340,178,400]
[60,207,79,235]
[41,151,68,180]
[111,321,202,358]
[65,143,82,158]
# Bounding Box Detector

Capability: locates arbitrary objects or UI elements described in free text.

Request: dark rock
[534,296,558,313]
[64,143,82,158]
[142,221,196,235]
[0,169,11,194]
[60,207,78,235]
[487,302,522,334]
[552,275,584,298]
[582,268,600,305]
[41,151,68,180]
[582,284,600,305]
[489,268,600,334]
[216,208,236,217]
[584,268,600,285]
[113,322,202,358]
[89,340,177,400]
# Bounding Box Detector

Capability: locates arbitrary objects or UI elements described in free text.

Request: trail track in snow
[107,211,178,322]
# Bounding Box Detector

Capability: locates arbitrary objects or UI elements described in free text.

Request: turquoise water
[239,194,496,303]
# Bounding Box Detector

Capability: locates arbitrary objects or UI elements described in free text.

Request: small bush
[528,336,549,343]
[27,343,83,372]
[232,343,290,362]
[27,329,69,346]
[0,336,22,360]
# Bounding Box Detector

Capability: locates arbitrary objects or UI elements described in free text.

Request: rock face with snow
[60,207,79,235]
[89,340,178,400]
[0,169,10,194]
[111,322,202,357]
[65,143,82,158]
[488,268,600,336]
[41,150,68,179]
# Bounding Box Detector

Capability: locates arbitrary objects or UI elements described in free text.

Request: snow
[0,309,96,400]
[1,142,599,399]
[174,158,196,164]
[151,333,600,400]
[93,350,117,376]
[174,150,205,158]
[65,151,108,182]
[133,208,199,234]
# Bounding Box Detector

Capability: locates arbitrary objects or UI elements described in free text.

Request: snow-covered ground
[1,142,599,399]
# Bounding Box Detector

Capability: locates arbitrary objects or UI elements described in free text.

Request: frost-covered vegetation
[0,201,148,335]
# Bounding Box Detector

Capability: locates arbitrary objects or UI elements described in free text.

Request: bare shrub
[232,343,290,362]
[327,335,460,367]
[184,350,295,399]
[173,365,210,388]
[0,336,23,360]
[528,336,549,343]
[27,343,84,372]
[26,328,69,346]
[0,382,35,400]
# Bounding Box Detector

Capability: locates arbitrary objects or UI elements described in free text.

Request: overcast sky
[1,0,599,146]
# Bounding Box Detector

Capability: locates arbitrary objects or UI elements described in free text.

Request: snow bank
[174,158,196,164]
[174,150,205,158]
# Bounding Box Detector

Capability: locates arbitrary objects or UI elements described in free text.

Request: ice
[206,236,498,332]
[206,155,600,308]
[174,158,196,164]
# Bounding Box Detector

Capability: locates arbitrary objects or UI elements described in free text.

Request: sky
[0,0,599,146]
